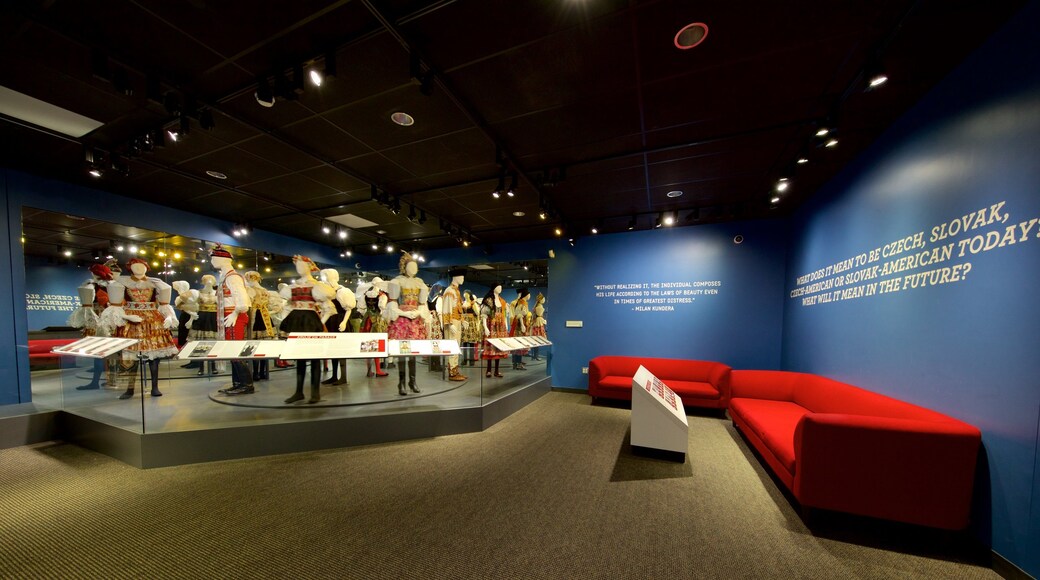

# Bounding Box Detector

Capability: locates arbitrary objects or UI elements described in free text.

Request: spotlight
[627,216,636,230]
[664,212,675,226]
[309,69,323,87]
[168,116,190,142]
[322,221,331,235]
[462,238,470,247]
[262,253,270,261]
[507,173,517,197]
[539,210,547,220]
[88,166,103,178]
[554,227,563,236]
[654,214,663,228]
[797,157,809,164]
[255,76,275,107]
[62,248,72,257]
[771,195,781,204]
[868,74,888,89]
[408,204,417,223]
[815,128,829,137]
[418,210,427,225]
[372,242,379,251]
[591,225,598,234]
[337,228,347,240]
[386,243,394,253]
[825,139,838,148]
[193,266,200,273]
[116,244,125,252]
[128,245,138,253]
[492,174,505,199]
[776,180,789,192]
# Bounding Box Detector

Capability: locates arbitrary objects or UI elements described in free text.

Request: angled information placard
[389,339,460,357]
[52,336,140,359]
[631,365,688,461]
[177,340,284,360]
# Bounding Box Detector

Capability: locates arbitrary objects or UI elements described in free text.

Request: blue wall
[24,259,85,330]
[549,219,787,390]
[782,2,1040,575]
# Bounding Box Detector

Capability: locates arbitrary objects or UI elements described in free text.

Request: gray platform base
[0,411,61,449]
[59,377,551,468]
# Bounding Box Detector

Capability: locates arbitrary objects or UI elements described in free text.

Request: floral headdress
[398,251,416,274]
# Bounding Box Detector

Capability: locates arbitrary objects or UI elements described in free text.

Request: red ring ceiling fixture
[674,22,709,50]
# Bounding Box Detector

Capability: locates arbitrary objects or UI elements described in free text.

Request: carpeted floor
[0,392,997,579]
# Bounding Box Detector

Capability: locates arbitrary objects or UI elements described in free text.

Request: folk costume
[385,252,430,395]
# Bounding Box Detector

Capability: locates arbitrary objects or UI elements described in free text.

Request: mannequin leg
[77,358,104,390]
[494,359,503,378]
[398,364,407,396]
[119,360,137,399]
[336,360,347,385]
[486,359,492,379]
[149,359,162,396]
[366,359,373,377]
[322,359,340,384]
[408,358,420,393]
[285,362,306,403]
[375,359,387,377]
[308,359,321,403]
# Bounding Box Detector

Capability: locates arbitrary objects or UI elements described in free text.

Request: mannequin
[385,252,430,395]
[188,273,220,376]
[480,285,509,378]
[99,258,178,399]
[279,255,336,403]
[440,268,468,381]
[427,284,444,373]
[172,280,199,348]
[67,263,113,390]
[356,277,389,378]
[320,268,357,386]
[509,288,531,370]
[244,270,283,381]
[530,293,547,360]
[210,245,254,396]
[460,290,481,367]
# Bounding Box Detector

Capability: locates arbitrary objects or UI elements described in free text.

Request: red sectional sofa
[728,370,981,530]
[588,356,732,410]
[28,338,78,367]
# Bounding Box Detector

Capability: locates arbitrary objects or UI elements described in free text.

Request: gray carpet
[0,392,997,579]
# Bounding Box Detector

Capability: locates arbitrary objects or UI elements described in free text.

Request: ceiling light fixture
[554,227,563,236]
[825,139,839,148]
[771,195,781,204]
[309,69,323,87]
[776,180,789,192]
[664,212,675,226]
[492,173,505,199]
[321,220,331,235]
[654,214,663,228]
[816,128,830,137]
[868,74,888,89]
[205,170,227,180]
[797,157,809,164]
[507,173,517,197]
[255,76,275,107]
[674,22,709,50]
[627,216,636,230]
[666,190,683,198]
[337,228,348,240]
[391,112,415,126]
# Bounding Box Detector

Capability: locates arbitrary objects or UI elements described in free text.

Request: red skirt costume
[387,286,428,340]
[117,285,178,361]
[481,296,509,360]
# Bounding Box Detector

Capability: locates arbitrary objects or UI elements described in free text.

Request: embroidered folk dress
[480,295,509,360]
[115,278,178,361]
[387,285,428,340]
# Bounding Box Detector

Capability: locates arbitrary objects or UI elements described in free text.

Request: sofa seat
[729,370,981,530]
[588,356,732,410]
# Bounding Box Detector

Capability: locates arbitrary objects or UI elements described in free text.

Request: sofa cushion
[794,375,954,422]
[663,380,720,400]
[730,398,808,474]
[598,376,633,391]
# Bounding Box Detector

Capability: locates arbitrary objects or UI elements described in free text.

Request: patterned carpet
[0,392,997,579]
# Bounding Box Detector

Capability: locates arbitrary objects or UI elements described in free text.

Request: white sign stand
[52,336,140,359]
[631,365,688,461]
[279,332,388,359]
[178,340,285,360]
[388,339,459,357]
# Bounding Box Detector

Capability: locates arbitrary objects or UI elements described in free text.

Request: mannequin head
[321,268,340,286]
[494,284,502,296]
[209,244,233,272]
[463,290,472,302]
[398,252,418,277]
[293,255,320,278]
[448,267,466,287]
[103,258,122,277]
[366,277,384,296]
[89,263,113,281]
[200,274,216,288]
[244,271,262,286]
[172,280,190,295]
[482,289,496,310]
[516,288,530,302]
[127,258,148,278]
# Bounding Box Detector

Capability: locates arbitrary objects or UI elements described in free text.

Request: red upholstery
[729,370,981,530]
[588,356,732,409]
[28,339,78,366]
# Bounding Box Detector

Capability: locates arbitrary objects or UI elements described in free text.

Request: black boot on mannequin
[76,358,104,390]
[285,361,306,403]
[308,360,322,403]
[408,358,420,393]
[398,366,408,396]
[149,359,162,397]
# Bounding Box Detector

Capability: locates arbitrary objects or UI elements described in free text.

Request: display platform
[207,374,470,408]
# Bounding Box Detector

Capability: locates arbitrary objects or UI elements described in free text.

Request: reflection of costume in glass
[387,287,428,340]
[361,293,388,333]
[509,297,530,361]
[480,296,509,360]
[530,299,546,361]
[191,295,218,340]
[251,287,277,338]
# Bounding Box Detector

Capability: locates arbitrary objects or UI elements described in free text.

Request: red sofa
[588,356,732,409]
[728,370,981,530]
[28,338,78,367]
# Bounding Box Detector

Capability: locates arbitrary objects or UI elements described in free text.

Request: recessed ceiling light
[391,112,415,126]
[816,128,830,137]
[869,74,888,88]
[205,170,227,180]
[797,157,809,164]
[674,22,709,50]
[666,190,683,198]
[512,211,525,217]
[825,139,839,148]
[376,229,387,235]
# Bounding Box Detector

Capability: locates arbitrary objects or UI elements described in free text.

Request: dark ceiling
[0,0,1027,256]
